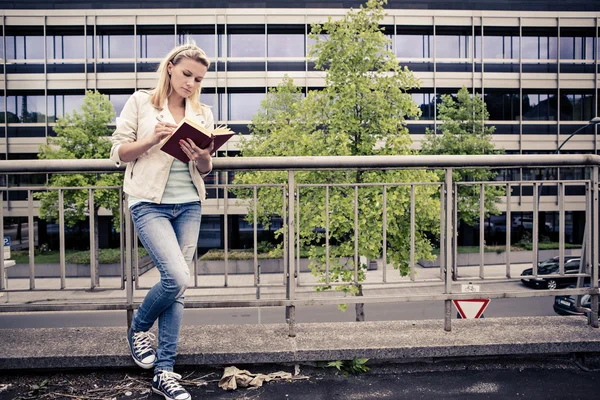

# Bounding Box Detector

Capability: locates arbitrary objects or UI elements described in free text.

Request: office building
[2,0,600,249]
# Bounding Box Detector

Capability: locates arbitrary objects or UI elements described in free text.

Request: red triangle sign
[453,299,490,319]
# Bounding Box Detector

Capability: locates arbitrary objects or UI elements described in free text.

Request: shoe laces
[158,371,186,393]
[132,331,155,354]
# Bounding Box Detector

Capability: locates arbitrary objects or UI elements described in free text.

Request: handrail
[1,154,600,174]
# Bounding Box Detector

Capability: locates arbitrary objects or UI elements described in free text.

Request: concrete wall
[6,256,153,278]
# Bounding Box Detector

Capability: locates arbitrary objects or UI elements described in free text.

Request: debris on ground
[218,366,308,391]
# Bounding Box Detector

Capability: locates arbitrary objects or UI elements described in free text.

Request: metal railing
[0,154,598,334]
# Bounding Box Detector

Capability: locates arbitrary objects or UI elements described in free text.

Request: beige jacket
[110,90,214,203]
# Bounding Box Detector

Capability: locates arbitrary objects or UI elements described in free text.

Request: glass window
[97,26,134,59]
[178,26,216,58]
[47,93,85,122]
[396,35,432,58]
[46,26,85,60]
[200,91,216,108]
[560,91,594,121]
[6,26,44,60]
[268,34,305,57]
[0,27,3,60]
[227,25,265,57]
[228,92,265,121]
[482,36,519,59]
[484,90,520,121]
[267,25,304,58]
[107,94,130,120]
[395,26,433,58]
[522,28,558,59]
[560,36,595,60]
[7,94,46,123]
[86,25,95,59]
[138,26,174,59]
[435,27,472,59]
[522,92,558,121]
[410,92,435,120]
[0,93,5,124]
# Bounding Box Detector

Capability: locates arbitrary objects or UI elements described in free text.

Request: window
[178,26,217,58]
[409,92,435,120]
[484,90,520,121]
[267,25,305,58]
[6,94,46,123]
[97,26,134,59]
[395,26,432,58]
[522,91,558,121]
[46,26,85,60]
[228,91,266,121]
[0,93,4,124]
[138,25,174,59]
[98,90,134,121]
[47,92,85,122]
[522,28,558,60]
[227,25,265,57]
[560,91,594,121]
[107,94,131,120]
[5,26,44,60]
[480,27,519,59]
[560,28,595,60]
[435,27,472,59]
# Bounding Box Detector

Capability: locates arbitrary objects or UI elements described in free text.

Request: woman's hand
[147,121,177,146]
[180,137,214,173]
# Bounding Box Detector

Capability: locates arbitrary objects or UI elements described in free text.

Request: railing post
[286,170,296,337]
[590,166,599,327]
[0,189,4,291]
[444,168,454,332]
[124,194,134,331]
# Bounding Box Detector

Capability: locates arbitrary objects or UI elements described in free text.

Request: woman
[110,40,214,400]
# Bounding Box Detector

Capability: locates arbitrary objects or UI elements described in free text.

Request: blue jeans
[129,201,201,373]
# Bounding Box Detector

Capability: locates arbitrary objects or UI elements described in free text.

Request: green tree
[235,0,440,320]
[420,86,504,226]
[35,91,122,285]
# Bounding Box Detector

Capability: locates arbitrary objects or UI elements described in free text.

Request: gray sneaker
[127,329,156,369]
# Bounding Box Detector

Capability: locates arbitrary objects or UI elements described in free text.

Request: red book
[160,117,235,163]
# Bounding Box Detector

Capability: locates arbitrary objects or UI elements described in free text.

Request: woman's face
[167,57,208,99]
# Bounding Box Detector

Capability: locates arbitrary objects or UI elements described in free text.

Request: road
[0,296,558,329]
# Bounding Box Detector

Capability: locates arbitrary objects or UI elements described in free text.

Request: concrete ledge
[1,316,599,370]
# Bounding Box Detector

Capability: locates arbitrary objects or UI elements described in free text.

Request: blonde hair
[150,38,211,113]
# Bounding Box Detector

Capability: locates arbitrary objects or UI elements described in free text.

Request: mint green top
[128,159,199,208]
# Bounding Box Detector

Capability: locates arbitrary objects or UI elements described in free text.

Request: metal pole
[444,169,453,332]
[286,171,296,337]
[125,196,134,330]
[590,166,598,327]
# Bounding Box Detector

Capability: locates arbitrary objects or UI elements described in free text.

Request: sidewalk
[1,316,599,371]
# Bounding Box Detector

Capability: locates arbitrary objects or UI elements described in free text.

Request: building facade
[2,1,600,250]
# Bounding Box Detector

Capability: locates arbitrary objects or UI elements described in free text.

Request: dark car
[553,284,599,316]
[521,257,588,290]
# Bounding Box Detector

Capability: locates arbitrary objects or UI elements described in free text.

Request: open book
[160,117,235,163]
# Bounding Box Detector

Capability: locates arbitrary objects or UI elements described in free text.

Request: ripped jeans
[129,201,201,373]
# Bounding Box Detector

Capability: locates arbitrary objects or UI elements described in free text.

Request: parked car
[553,284,599,316]
[521,257,587,290]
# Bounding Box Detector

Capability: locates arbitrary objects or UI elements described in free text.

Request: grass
[432,243,581,255]
[10,242,582,264]
[11,248,148,265]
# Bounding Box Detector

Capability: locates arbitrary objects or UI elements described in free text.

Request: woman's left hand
[179,137,213,162]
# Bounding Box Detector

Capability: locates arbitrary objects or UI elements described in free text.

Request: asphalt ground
[1,357,600,400]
